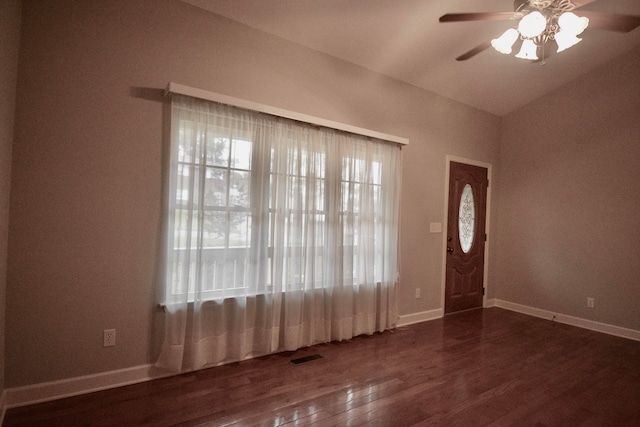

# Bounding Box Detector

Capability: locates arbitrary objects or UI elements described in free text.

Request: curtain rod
[164,82,409,146]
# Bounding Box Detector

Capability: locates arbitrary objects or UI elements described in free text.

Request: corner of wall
[1,0,24,417]
[0,390,6,425]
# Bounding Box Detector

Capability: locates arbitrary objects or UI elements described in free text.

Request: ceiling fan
[439,0,640,61]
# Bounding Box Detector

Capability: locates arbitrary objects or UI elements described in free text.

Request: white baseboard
[3,309,445,410]
[398,300,501,326]
[7,302,637,412]
[5,364,170,409]
[397,301,501,326]
[495,299,640,342]
[2,309,445,410]
[397,308,443,326]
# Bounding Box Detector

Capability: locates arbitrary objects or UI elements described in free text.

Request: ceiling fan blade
[439,12,517,23]
[456,40,492,61]
[577,11,640,32]
[571,0,598,8]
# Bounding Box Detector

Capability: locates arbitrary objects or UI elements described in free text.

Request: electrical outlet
[415,288,421,299]
[587,297,595,308]
[103,329,116,347]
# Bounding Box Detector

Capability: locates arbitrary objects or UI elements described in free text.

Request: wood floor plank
[5,308,640,426]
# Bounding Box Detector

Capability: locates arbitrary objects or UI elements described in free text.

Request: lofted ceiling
[182,0,640,116]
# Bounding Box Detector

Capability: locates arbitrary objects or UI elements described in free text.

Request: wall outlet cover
[103,329,116,347]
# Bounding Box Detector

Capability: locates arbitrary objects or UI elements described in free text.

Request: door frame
[440,156,493,313]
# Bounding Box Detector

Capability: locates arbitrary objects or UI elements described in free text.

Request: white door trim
[441,156,493,313]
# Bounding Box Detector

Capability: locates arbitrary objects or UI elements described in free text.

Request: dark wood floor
[5,307,640,426]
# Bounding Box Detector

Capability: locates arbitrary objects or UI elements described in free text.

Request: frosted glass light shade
[515,39,538,60]
[558,12,589,35]
[491,28,519,54]
[555,30,582,52]
[518,11,547,38]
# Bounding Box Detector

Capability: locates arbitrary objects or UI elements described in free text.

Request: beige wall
[1,0,22,396]
[495,47,640,331]
[6,0,500,387]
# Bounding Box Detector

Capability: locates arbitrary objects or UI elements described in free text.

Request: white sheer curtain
[156,95,401,373]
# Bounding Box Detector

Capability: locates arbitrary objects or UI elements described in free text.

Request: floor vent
[290,354,323,365]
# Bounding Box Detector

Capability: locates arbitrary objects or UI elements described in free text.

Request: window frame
[164,89,405,305]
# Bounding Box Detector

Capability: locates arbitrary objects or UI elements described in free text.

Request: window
[172,131,253,298]
[165,96,401,303]
[157,93,402,372]
[458,183,475,253]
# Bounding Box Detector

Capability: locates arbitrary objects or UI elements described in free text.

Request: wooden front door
[445,161,488,314]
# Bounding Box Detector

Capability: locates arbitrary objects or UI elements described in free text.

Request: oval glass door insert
[458,184,475,253]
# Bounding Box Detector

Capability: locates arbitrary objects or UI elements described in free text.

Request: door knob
[447,247,454,253]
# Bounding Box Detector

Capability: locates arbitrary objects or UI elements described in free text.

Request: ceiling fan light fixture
[515,39,539,60]
[518,11,547,38]
[491,28,519,54]
[558,12,589,35]
[441,0,640,62]
[555,30,582,52]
